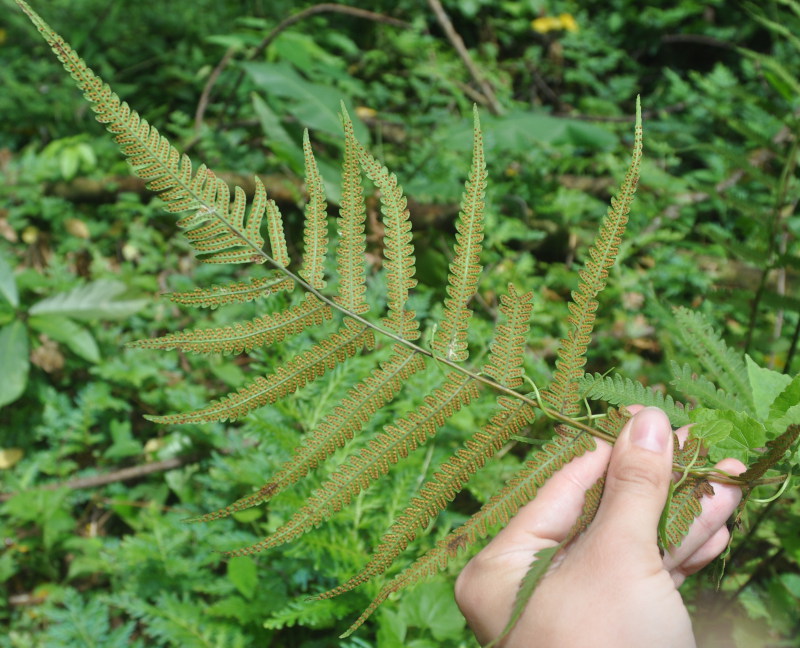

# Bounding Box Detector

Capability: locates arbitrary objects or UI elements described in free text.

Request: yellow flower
[559,13,579,32]
[531,13,578,34]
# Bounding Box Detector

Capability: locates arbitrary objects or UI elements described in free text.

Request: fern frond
[672,307,752,410]
[342,431,597,636]
[316,397,535,600]
[669,362,745,412]
[299,131,328,290]
[542,98,643,417]
[335,110,369,315]
[146,320,373,424]
[662,478,713,548]
[432,106,487,363]
[128,294,331,355]
[224,372,479,557]
[581,372,691,427]
[484,285,535,388]
[740,424,800,482]
[165,274,293,309]
[16,0,268,267]
[264,188,291,267]
[186,345,427,523]
[354,137,418,340]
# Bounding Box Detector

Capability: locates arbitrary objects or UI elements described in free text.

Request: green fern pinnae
[740,423,800,482]
[669,362,745,412]
[299,131,328,290]
[314,397,535,601]
[672,307,753,411]
[581,372,691,427]
[335,110,370,315]
[354,138,419,341]
[264,188,291,267]
[165,274,293,309]
[342,431,597,636]
[543,97,643,417]
[128,294,331,355]
[146,320,374,424]
[186,346,427,523]
[432,106,487,363]
[487,474,606,647]
[15,0,269,267]
[662,478,714,548]
[484,285,535,388]
[223,372,479,557]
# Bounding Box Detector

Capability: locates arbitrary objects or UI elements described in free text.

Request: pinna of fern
[17,0,745,638]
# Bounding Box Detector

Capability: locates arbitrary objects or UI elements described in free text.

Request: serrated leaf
[28,315,100,363]
[0,252,19,308]
[0,321,29,408]
[746,355,791,421]
[29,279,147,321]
[227,556,258,600]
[768,374,800,423]
[693,409,769,463]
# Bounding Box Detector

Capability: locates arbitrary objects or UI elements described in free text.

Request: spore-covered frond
[669,362,744,412]
[264,190,291,267]
[543,98,643,417]
[662,478,713,549]
[299,131,328,290]
[316,397,534,600]
[343,431,596,636]
[591,406,630,439]
[432,106,487,363]
[186,345,427,524]
[581,372,691,427]
[146,320,373,424]
[484,285,534,388]
[336,109,369,315]
[165,273,293,309]
[128,294,331,355]
[741,424,800,482]
[15,1,269,266]
[354,139,418,340]
[224,373,479,557]
[672,307,752,411]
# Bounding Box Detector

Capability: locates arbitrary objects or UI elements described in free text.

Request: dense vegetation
[1,1,798,646]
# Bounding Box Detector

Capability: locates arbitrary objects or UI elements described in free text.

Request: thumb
[591,406,674,547]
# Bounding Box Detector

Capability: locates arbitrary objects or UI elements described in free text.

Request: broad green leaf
[29,279,146,321]
[251,92,304,174]
[29,315,100,363]
[0,321,29,408]
[703,410,769,463]
[689,408,734,445]
[401,581,466,642]
[746,355,791,421]
[227,556,258,600]
[0,252,18,308]
[769,374,800,422]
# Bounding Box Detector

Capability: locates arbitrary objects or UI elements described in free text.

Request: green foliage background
[1,0,798,645]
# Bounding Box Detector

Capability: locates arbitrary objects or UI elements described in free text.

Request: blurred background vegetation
[1,0,798,646]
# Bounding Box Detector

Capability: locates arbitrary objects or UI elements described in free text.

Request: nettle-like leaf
[23,1,798,641]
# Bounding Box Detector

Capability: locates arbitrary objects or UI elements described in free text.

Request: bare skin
[455,406,745,648]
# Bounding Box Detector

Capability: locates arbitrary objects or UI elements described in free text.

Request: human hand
[455,406,745,647]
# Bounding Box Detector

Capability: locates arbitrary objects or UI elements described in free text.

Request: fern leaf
[484,285,535,388]
[16,1,267,267]
[224,373,479,557]
[669,361,745,412]
[542,98,643,417]
[487,474,605,647]
[581,372,691,427]
[740,423,800,482]
[662,478,714,549]
[128,294,331,355]
[335,110,369,315]
[264,188,291,267]
[186,345,426,523]
[165,274,293,309]
[299,131,328,290]
[432,106,487,362]
[354,137,418,340]
[146,320,373,424]
[672,307,752,410]
[342,431,597,636]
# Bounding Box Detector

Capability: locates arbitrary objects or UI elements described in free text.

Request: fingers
[588,407,675,551]
[664,457,745,578]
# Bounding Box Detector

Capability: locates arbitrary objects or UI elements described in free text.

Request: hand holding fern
[455,406,745,647]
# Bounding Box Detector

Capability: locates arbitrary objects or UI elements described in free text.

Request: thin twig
[426,0,504,115]
[194,46,237,133]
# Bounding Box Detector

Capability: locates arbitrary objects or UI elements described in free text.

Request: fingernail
[631,407,669,453]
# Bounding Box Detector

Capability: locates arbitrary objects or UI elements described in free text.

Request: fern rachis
[17,1,798,641]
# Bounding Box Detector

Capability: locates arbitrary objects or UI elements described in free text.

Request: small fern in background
[14,0,800,642]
